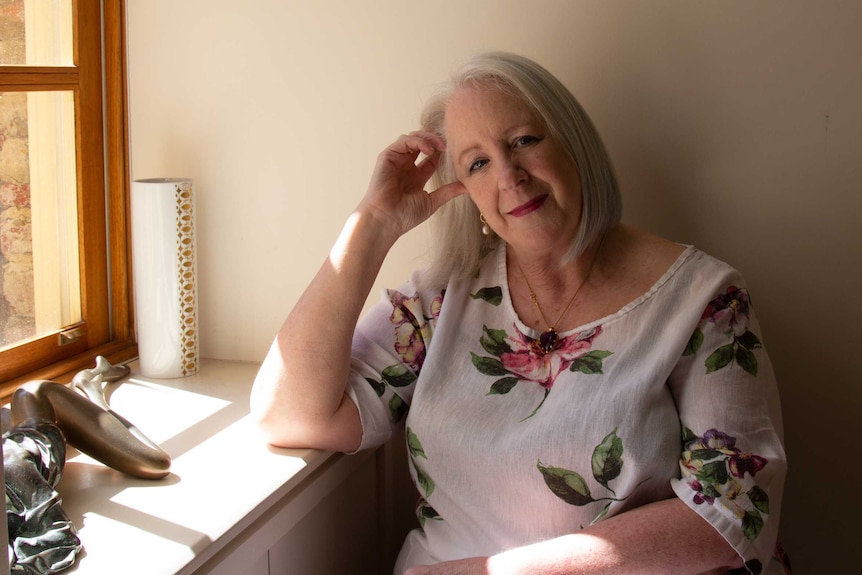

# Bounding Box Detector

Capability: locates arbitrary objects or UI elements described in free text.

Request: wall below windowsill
[54,358,375,575]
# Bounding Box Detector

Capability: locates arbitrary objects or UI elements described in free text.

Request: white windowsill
[52,358,372,575]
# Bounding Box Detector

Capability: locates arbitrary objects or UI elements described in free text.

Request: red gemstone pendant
[538,329,559,354]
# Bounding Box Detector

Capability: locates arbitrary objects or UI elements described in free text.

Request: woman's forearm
[251,208,399,451]
[251,132,461,451]
[408,498,742,575]
[495,498,741,574]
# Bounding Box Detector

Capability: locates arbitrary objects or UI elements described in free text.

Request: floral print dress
[346,244,789,575]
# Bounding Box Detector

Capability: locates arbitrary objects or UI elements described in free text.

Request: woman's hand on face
[359,131,466,239]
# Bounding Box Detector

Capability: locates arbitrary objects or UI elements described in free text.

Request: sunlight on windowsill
[51,359,351,574]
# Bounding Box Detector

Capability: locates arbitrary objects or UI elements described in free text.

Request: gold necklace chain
[520,271,582,334]
[516,238,604,355]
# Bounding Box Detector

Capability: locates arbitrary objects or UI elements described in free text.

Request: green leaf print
[538,430,647,525]
[389,394,407,423]
[735,345,758,376]
[742,510,764,541]
[470,352,510,376]
[521,388,551,422]
[697,460,730,485]
[471,322,609,421]
[683,430,773,547]
[736,330,762,351]
[683,328,704,356]
[537,461,596,506]
[591,502,612,525]
[700,482,721,500]
[368,365,413,422]
[406,428,434,498]
[487,377,519,396]
[689,448,723,462]
[382,363,417,387]
[695,286,763,377]
[682,426,698,445]
[365,377,385,397]
[570,350,614,375]
[406,427,427,459]
[748,485,770,515]
[480,325,512,356]
[471,286,503,306]
[591,428,623,494]
[417,501,441,527]
[705,343,735,373]
[415,465,435,498]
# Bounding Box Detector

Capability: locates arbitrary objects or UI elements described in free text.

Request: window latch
[59,325,86,346]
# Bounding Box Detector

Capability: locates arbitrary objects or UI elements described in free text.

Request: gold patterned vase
[130,178,199,378]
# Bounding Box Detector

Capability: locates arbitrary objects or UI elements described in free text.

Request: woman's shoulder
[597,225,687,297]
[613,225,685,267]
[599,226,748,308]
[617,227,754,312]
[610,225,740,277]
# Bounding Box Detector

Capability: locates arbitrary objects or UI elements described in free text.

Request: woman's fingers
[372,133,438,187]
[414,149,442,183]
[429,179,468,212]
[387,131,446,159]
[398,131,449,187]
[361,131,462,235]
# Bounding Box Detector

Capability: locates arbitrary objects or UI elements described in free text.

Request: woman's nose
[497,157,527,192]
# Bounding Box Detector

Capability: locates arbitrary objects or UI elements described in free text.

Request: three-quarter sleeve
[345,273,445,452]
[668,274,787,574]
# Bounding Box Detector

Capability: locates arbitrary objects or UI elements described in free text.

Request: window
[0,0,134,401]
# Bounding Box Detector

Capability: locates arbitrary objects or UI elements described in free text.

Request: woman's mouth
[508,195,547,217]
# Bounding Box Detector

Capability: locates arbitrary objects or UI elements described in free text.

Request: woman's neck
[506,232,609,333]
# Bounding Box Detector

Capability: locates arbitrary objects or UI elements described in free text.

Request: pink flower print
[389,289,444,374]
[701,286,751,337]
[699,428,737,451]
[729,453,768,478]
[430,291,444,320]
[679,427,771,541]
[501,325,601,389]
[472,323,612,420]
[393,322,424,372]
[685,286,763,376]
[689,479,716,505]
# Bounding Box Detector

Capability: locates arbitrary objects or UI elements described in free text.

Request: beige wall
[127,1,861,571]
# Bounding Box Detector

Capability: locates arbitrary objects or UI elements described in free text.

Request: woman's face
[444,83,582,258]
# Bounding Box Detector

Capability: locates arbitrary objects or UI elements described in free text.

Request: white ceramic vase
[130,178,199,378]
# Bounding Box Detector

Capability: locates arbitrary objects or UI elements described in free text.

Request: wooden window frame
[0,0,136,402]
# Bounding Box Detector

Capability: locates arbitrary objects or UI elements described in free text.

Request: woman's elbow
[250,369,362,452]
[249,376,297,447]
[248,392,350,451]
[249,401,289,447]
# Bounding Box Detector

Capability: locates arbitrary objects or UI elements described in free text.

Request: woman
[251,52,788,574]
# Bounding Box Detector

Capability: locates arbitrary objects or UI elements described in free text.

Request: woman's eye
[469,159,488,173]
[514,135,539,147]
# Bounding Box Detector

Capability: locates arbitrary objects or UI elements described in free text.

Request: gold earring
[479,214,490,236]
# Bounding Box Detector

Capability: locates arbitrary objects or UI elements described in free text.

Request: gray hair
[420,52,621,287]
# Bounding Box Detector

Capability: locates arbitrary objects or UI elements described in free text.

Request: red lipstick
[508,195,547,217]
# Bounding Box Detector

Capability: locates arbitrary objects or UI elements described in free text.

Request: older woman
[251,52,788,575]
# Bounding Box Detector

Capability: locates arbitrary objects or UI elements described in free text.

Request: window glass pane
[0,0,73,66]
[0,90,80,349]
